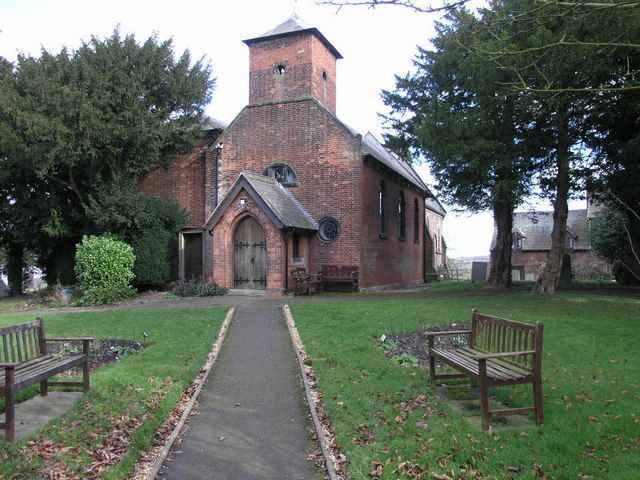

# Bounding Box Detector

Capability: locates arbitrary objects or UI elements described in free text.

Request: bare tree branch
[609,191,640,221]
[316,0,471,14]
[538,1,640,8]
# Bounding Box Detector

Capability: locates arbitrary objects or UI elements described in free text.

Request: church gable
[211,97,362,228]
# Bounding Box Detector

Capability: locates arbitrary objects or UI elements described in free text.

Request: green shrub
[73,285,137,306]
[132,227,173,289]
[85,183,188,289]
[171,279,226,297]
[75,235,136,305]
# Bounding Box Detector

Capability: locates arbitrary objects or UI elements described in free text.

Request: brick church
[140,15,443,295]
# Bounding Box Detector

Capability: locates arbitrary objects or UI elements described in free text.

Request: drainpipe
[283,230,290,293]
[213,143,223,208]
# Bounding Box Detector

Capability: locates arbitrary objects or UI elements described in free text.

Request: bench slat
[0,355,86,392]
[459,347,532,377]
[432,348,528,381]
[2,355,56,381]
[0,321,41,336]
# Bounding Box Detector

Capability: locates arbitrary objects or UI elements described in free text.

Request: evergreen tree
[0,30,214,286]
[382,9,543,287]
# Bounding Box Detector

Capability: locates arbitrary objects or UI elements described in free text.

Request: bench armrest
[426,330,471,338]
[45,337,95,342]
[476,350,535,360]
[0,363,18,370]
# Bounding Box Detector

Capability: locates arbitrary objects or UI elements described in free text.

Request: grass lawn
[0,296,31,316]
[0,307,227,479]
[291,292,640,480]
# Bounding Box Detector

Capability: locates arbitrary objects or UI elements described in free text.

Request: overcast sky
[1,0,580,258]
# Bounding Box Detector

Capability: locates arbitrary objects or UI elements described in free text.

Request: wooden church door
[233,216,267,290]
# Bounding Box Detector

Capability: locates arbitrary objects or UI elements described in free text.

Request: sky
[0,0,582,258]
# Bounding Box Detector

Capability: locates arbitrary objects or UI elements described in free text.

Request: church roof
[512,209,589,251]
[243,14,343,59]
[425,196,447,217]
[202,116,227,131]
[361,133,429,194]
[204,171,318,231]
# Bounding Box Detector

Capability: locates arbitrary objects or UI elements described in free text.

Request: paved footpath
[158,304,319,480]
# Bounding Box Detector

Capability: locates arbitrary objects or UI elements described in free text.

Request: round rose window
[318,217,340,243]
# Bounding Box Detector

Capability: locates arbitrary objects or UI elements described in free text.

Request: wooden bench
[320,265,359,292]
[427,309,543,430]
[0,318,93,441]
[290,267,323,296]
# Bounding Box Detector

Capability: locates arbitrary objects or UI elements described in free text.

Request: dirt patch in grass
[384,323,470,366]
[48,339,147,373]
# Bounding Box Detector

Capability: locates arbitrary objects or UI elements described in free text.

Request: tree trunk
[533,117,571,294]
[616,211,640,285]
[6,243,24,296]
[487,201,514,288]
[627,214,640,285]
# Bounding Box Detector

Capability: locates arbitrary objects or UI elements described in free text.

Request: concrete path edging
[282,305,343,480]
[136,306,235,480]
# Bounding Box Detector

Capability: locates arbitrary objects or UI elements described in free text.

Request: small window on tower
[275,64,286,75]
[322,71,328,81]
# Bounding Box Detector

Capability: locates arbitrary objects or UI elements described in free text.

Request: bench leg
[427,337,436,387]
[83,339,91,393]
[40,380,48,397]
[533,374,544,425]
[5,368,15,441]
[428,356,436,387]
[478,360,490,431]
[83,363,90,393]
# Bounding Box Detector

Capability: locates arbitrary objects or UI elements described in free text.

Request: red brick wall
[248,34,337,113]
[213,99,362,283]
[138,134,215,227]
[360,162,425,287]
[511,250,603,280]
[212,187,286,296]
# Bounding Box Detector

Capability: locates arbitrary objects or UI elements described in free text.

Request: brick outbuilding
[140,15,444,295]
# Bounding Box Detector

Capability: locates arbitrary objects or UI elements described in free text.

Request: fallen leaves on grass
[370,459,384,478]
[18,412,148,480]
[431,474,451,480]
[533,463,545,479]
[131,368,210,479]
[352,424,375,445]
[398,460,425,478]
[85,413,144,478]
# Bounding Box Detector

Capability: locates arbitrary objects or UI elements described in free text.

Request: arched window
[398,191,406,241]
[263,163,297,186]
[379,181,387,238]
[413,198,420,244]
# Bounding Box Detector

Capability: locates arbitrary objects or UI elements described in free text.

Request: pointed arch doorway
[233,216,267,290]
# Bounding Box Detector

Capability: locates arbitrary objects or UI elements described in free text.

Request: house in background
[424,196,447,280]
[140,15,444,295]
[510,198,609,281]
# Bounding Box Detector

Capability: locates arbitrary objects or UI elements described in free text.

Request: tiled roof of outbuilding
[512,209,590,251]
